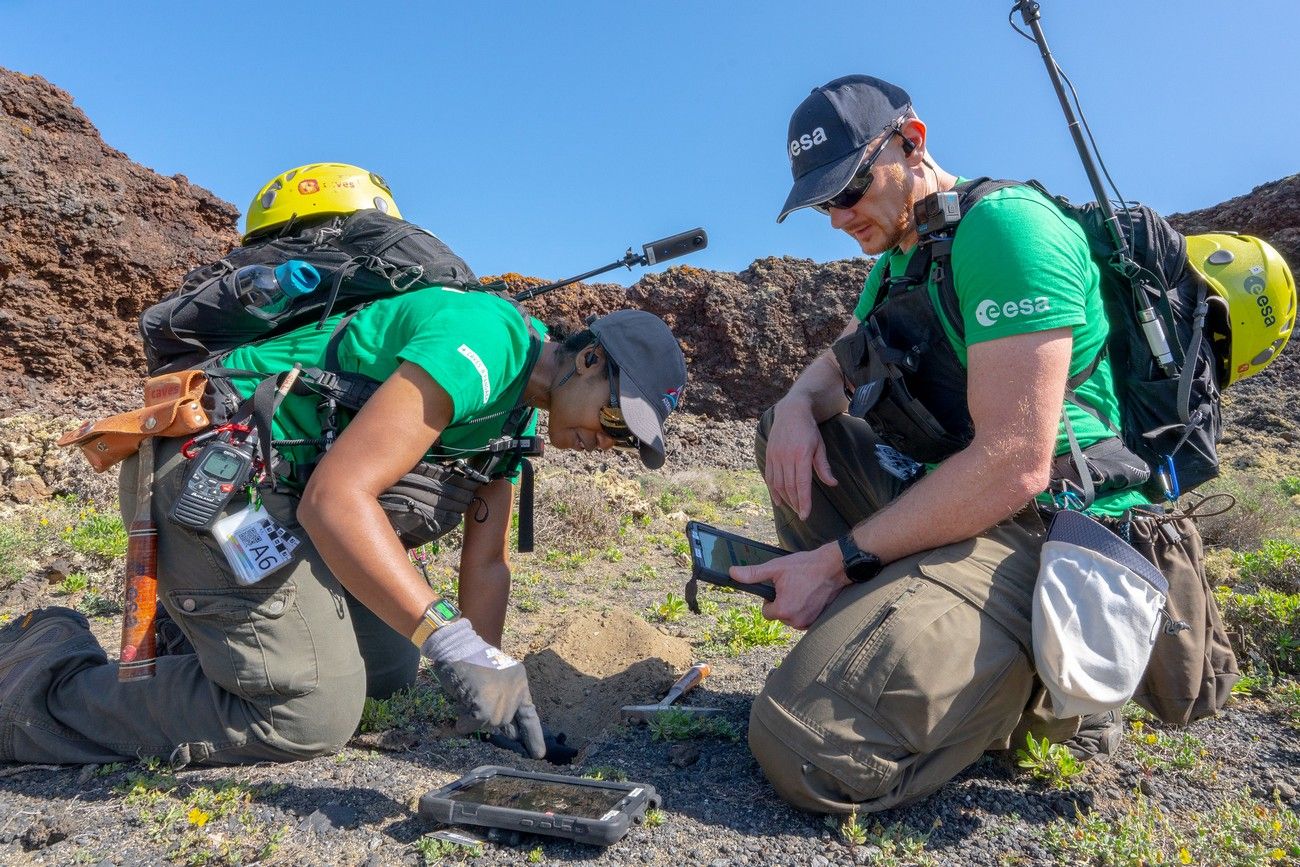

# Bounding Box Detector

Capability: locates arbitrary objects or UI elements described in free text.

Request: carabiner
[1157,455,1181,502]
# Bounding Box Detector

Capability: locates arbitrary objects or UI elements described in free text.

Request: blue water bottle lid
[274,260,321,298]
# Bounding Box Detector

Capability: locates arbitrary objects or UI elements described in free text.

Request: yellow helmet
[1186,232,1296,386]
[243,163,402,240]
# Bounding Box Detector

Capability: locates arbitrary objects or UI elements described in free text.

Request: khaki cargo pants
[1,438,417,765]
[748,411,1072,814]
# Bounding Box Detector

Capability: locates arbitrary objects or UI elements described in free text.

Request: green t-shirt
[222,286,545,471]
[852,183,1148,517]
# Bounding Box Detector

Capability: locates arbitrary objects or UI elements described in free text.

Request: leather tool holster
[58,370,211,472]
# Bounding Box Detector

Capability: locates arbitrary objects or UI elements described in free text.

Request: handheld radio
[170,439,256,529]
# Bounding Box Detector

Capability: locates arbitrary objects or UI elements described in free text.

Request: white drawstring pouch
[1033,509,1169,718]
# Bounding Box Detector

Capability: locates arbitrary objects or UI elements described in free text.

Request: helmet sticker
[297,179,320,195]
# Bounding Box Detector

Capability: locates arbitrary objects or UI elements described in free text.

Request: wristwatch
[836,533,884,584]
[409,597,461,646]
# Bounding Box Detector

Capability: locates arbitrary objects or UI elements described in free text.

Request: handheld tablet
[685,520,787,602]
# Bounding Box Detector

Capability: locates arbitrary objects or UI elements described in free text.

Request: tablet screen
[692,526,785,573]
[448,775,628,819]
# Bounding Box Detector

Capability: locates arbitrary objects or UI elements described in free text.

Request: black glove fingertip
[516,703,546,760]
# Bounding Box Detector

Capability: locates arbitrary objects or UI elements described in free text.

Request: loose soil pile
[522,608,695,749]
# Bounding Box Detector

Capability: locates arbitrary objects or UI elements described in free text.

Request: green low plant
[1232,669,1275,697]
[1015,732,1085,789]
[582,766,628,782]
[1193,472,1298,553]
[1276,680,1300,729]
[1216,586,1300,675]
[825,814,937,866]
[359,683,454,733]
[839,809,869,846]
[655,592,687,623]
[629,562,660,582]
[647,707,739,742]
[715,605,789,654]
[1235,539,1300,590]
[527,845,544,863]
[1280,477,1300,497]
[644,807,666,829]
[413,835,483,863]
[1129,724,1209,776]
[1044,789,1300,865]
[56,572,89,595]
[61,506,128,558]
[0,523,32,588]
[76,589,119,618]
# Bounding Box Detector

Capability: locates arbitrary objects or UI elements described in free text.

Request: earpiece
[585,351,599,367]
[900,137,916,156]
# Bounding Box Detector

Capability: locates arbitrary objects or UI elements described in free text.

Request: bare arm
[764,317,857,519]
[298,360,453,638]
[738,327,1072,629]
[456,477,514,646]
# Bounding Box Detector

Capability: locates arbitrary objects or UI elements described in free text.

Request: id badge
[212,504,301,585]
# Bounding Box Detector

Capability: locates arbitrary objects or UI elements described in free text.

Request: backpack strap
[922,178,1123,507]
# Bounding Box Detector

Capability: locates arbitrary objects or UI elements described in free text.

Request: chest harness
[831,179,1150,509]
[199,302,545,552]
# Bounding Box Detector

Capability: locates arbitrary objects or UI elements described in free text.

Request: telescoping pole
[1015,0,1177,376]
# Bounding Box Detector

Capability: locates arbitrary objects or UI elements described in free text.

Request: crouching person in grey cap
[1,297,686,766]
[735,75,1234,813]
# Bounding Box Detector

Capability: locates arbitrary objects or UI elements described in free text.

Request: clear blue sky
[5,0,1297,286]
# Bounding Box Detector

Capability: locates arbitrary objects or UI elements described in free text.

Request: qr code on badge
[237,518,301,556]
[236,524,262,547]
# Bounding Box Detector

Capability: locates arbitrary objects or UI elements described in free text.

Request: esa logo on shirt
[975,296,1052,328]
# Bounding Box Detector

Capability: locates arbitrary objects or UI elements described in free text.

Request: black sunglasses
[599,364,640,451]
[811,123,906,215]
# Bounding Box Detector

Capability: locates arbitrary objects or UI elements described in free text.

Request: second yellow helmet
[1185,233,1295,386]
[243,163,401,240]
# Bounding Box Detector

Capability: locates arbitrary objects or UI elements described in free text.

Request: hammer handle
[660,662,710,707]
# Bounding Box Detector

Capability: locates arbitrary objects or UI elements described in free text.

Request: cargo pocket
[817,561,1028,756]
[167,585,319,701]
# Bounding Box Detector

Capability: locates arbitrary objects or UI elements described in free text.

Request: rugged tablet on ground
[418,766,661,846]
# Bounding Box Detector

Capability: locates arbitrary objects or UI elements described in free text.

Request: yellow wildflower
[1145,733,1159,745]
[1179,847,1192,864]
[187,807,210,827]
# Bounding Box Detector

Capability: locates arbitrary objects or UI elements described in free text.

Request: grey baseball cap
[777,75,912,223]
[589,309,686,470]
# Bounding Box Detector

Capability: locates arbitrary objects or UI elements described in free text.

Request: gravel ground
[2,413,1299,866]
[1,659,1297,866]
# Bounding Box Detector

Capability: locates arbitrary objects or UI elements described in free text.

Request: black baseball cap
[589,310,686,470]
[777,75,912,223]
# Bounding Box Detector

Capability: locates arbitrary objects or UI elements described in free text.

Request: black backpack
[139,210,543,551]
[932,179,1223,503]
[140,209,481,374]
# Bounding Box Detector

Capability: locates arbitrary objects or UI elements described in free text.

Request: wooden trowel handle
[662,662,710,706]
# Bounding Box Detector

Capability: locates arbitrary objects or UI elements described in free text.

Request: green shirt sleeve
[390,292,532,427]
[950,188,1095,346]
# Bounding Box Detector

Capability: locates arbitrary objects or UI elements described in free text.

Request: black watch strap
[837,533,883,584]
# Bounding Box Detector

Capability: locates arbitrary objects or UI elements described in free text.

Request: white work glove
[421,619,545,759]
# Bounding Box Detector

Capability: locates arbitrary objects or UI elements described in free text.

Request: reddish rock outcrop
[0,69,239,407]
[1,63,1296,457]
